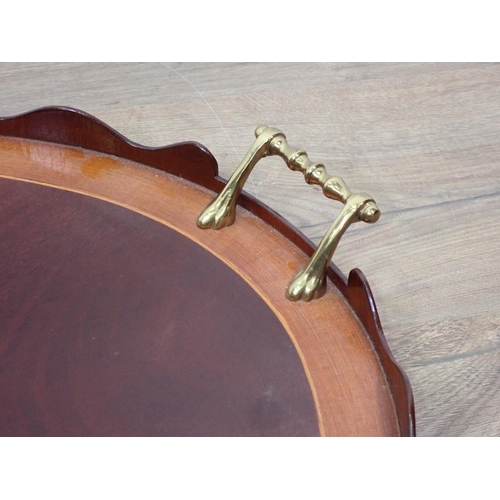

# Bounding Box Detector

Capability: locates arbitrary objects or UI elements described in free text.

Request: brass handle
[197,126,380,302]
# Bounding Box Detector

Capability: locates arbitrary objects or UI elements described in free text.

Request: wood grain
[0,107,414,436]
[0,137,401,436]
[0,177,319,437]
[1,62,499,435]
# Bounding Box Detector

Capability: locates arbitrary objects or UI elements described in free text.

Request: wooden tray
[0,107,415,436]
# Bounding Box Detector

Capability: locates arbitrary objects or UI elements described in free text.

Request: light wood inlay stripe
[0,137,399,436]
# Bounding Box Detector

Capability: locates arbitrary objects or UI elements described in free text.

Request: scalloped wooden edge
[0,106,415,436]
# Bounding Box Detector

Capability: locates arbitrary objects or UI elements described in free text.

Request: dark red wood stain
[0,107,219,187]
[0,178,320,436]
[345,269,415,437]
[0,107,415,436]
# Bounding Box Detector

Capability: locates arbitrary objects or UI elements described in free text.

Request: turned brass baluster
[197,126,380,302]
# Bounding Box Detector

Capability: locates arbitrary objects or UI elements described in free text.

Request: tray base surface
[1,178,319,436]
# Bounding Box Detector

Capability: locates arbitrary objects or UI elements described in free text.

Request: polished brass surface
[197,126,283,229]
[197,126,380,302]
[286,193,379,301]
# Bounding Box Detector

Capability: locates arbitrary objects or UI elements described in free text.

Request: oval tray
[0,107,415,436]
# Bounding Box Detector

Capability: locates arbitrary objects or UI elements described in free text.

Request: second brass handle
[197,126,380,302]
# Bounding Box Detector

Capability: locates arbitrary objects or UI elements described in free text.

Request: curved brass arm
[197,126,380,302]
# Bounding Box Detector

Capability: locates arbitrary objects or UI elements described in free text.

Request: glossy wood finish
[1,178,319,436]
[0,107,414,435]
[0,136,404,436]
[4,62,500,437]
[0,106,219,188]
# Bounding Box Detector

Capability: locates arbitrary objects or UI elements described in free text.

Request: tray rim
[0,106,415,436]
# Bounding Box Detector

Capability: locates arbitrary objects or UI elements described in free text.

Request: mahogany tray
[0,107,415,436]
